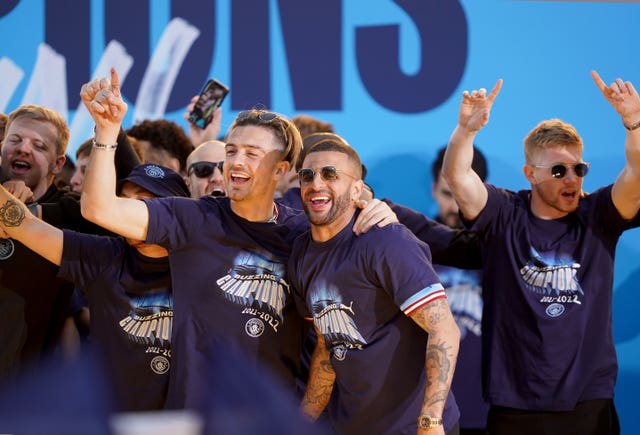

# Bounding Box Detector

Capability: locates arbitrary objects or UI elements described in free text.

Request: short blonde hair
[524,119,583,164]
[7,105,69,156]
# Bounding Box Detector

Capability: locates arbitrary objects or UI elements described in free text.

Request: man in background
[431,145,489,434]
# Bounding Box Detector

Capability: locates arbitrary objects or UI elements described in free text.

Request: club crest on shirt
[309,284,367,360]
[0,239,15,260]
[150,355,170,374]
[217,251,289,325]
[520,247,584,317]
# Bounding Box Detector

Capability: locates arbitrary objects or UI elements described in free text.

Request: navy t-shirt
[58,230,172,412]
[472,183,639,411]
[289,216,460,434]
[144,196,308,409]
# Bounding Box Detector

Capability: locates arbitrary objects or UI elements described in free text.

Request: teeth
[13,161,30,169]
[231,173,249,180]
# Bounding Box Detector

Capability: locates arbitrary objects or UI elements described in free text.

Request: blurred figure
[127,119,194,176]
[54,155,75,189]
[69,139,92,194]
[431,145,489,435]
[185,140,226,198]
[275,115,334,200]
[431,145,487,229]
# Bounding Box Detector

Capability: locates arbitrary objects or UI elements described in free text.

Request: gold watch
[418,414,443,430]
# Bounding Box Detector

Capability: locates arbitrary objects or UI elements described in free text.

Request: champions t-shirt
[144,196,308,409]
[472,183,639,411]
[59,230,172,411]
[289,216,459,434]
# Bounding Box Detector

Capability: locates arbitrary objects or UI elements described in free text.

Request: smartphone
[188,79,229,129]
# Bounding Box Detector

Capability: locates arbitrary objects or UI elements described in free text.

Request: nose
[14,139,33,154]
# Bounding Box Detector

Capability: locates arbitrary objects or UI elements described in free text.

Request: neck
[529,192,569,220]
[310,208,356,243]
[230,198,277,222]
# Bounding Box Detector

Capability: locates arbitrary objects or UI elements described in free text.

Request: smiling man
[442,71,640,435]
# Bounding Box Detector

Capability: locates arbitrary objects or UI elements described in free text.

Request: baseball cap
[117,163,190,198]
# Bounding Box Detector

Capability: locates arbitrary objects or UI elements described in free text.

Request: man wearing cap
[0,162,189,412]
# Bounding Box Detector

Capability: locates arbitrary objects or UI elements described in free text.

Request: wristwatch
[417,414,443,430]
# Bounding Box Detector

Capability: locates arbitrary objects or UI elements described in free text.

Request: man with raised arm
[441,72,640,435]
[79,69,398,410]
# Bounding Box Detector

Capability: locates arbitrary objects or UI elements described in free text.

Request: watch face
[418,416,442,429]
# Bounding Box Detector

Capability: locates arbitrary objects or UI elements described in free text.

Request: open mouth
[307,194,330,211]
[230,172,249,185]
[211,189,225,197]
[11,160,31,174]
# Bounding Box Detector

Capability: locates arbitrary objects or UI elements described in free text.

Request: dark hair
[127,119,194,173]
[291,115,334,139]
[431,145,488,182]
[75,138,93,160]
[303,133,363,179]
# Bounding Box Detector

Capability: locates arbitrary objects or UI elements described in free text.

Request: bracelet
[92,138,118,151]
[623,119,640,131]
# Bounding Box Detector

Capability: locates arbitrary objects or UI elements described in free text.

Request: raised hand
[591,70,640,128]
[458,79,503,133]
[80,67,128,131]
[183,95,223,146]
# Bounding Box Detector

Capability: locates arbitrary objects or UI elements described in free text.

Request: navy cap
[118,163,190,198]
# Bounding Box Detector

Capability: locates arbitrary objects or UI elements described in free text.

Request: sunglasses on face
[533,162,590,179]
[188,161,224,178]
[298,166,357,185]
[236,110,289,145]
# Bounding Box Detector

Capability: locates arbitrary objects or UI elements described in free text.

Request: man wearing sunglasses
[291,135,460,434]
[184,140,226,198]
[441,71,640,435]
[78,69,399,413]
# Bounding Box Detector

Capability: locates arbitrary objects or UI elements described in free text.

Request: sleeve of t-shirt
[467,183,517,238]
[143,196,217,249]
[383,198,482,269]
[58,230,123,289]
[589,185,639,236]
[366,224,446,317]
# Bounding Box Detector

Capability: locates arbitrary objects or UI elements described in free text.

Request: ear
[523,164,536,184]
[183,175,191,189]
[351,179,364,202]
[275,160,290,177]
[51,154,66,175]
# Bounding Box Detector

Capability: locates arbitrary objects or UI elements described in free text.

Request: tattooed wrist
[0,199,26,227]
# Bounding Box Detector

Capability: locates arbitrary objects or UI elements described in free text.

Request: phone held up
[188,79,229,129]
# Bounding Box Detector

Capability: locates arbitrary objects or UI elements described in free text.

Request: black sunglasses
[236,110,288,144]
[298,166,357,184]
[188,161,224,178]
[533,162,590,179]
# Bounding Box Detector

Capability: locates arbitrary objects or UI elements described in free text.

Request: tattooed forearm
[301,333,336,421]
[426,341,452,386]
[0,199,26,227]
[426,389,449,407]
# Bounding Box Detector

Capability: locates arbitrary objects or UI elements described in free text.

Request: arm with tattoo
[0,184,64,265]
[409,298,460,431]
[300,325,336,421]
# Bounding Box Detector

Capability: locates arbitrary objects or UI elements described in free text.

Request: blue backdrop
[1,0,639,431]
